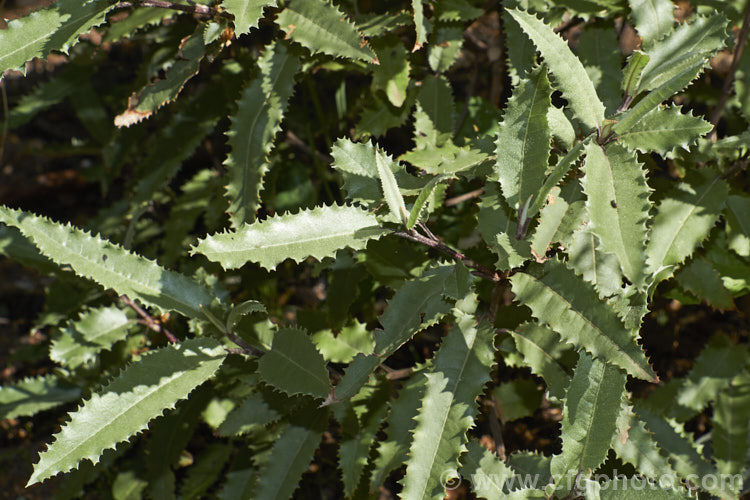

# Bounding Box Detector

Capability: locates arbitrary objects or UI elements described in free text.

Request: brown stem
[444,188,484,207]
[121,295,177,343]
[225,331,265,357]
[113,0,230,18]
[709,1,750,141]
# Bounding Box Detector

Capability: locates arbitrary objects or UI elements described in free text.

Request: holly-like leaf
[0,375,80,420]
[611,408,678,480]
[217,393,281,436]
[676,257,735,310]
[258,328,331,399]
[412,0,431,51]
[617,105,712,155]
[645,168,728,277]
[460,440,515,499]
[0,0,113,75]
[581,143,651,290]
[621,51,650,100]
[713,370,750,479]
[28,338,226,485]
[629,0,675,48]
[0,206,216,320]
[495,65,552,212]
[276,0,375,62]
[223,0,277,34]
[507,322,572,400]
[225,41,300,227]
[506,9,605,131]
[401,294,496,500]
[428,25,464,73]
[566,228,625,299]
[578,28,622,114]
[477,189,532,270]
[527,140,587,222]
[375,147,409,225]
[192,204,386,271]
[510,260,656,381]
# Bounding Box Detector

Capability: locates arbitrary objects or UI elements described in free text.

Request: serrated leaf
[726,195,750,257]
[418,74,455,136]
[566,227,626,299]
[217,392,280,436]
[637,15,728,93]
[713,370,750,480]
[527,140,587,221]
[412,0,431,50]
[254,404,328,500]
[428,25,464,73]
[510,260,656,381]
[621,51,650,99]
[334,264,454,401]
[401,294,496,500]
[180,443,233,500]
[477,189,532,270]
[582,143,651,290]
[258,328,331,398]
[547,105,575,149]
[578,28,622,114]
[407,176,444,229]
[375,148,409,225]
[193,204,386,271]
[371,35,410,107]
[530,186,571,259]
[50,305,134,369]
[276,0,375,62]
[435,0,483,21]
[312,320,374,364]
[506,9,605,131]
[645,168,728,276]
[617,105,712,155]
[495,65,552,211]
[630,0,675,48]
[0,0,113,75]
[0,206,216,320]
[508,322,571,400]
[223,0,277,34]
[460,440,515,499]
[28,338,226,485]
[676,257,735,310]
[551,352,626,487]
[0,375,80,420]
[225,41,300,227]
[611,408,678,480]
[598,480,692,500]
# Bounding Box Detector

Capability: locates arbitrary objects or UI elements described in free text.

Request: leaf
[254,404,329,500]
[621,51,650,99]
[495,65,552,211]
[434,0,483,21]
[713,370,750,479]
[258,328,331,399]
[375,148,409,225]
[428,25,464,73]
[28,338,226,485]
[276,0,375,62]
[637,15,728,93]
[407,176,445,229]
[581,143,651,289]
[0,206,216,321]
[676,257,735,310]
[179,443,233,500]
[611,408,678,479]
[566,228,625,299]
[547,105,576,149]
[192,204,386,271]
[629,0,675,48]
[510,260,656,381]
[412,0,431,51]
[530,186,584,259]
[370,35,410,107]
[50,305,135,369]
[0,375,80,420]
[0,0,113,75]
[493,379,542,422]
[725,194,750,257]
[617,105,712,155]
[577,27,622,114]
[312,320,374,363]
[506,9,605,131]
[477,189,532,270]
[225,41,300,227]
[217,392,281,436]
[645,168,728,276]
[223,0,277,34]
[507,322,571,400]
[597,481,692,500]
[551,352,626,488]
[527,140,587,221]
[459,440,516,499]
[401,294,496,500]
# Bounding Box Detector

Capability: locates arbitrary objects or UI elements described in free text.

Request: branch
[708,1,750,141]
[121,295,177,343]
[113,0,231,19]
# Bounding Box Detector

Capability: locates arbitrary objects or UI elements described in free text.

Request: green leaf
[493,379,542,422]
[429,25,464,73]
[637,15,728,93]
[217,392,281,436]
[645,168,728,276]
[507,322,571,400]
[276,0,375,62]
[401,294,496,500]
[530,186,585,259]
[412,0,431,50]
[510,260,656,381]
[551,352,626,487]
[28,338,226,485]
[254,404,328,500]
[527,140,587,221]
[407,176,445,229]
[617,105,712,155]
[180,443,233,500]
[629,0,675,48]
[566,228,624,298]
[726,195,750,257]
[0,0,113,75]
[223,0,277,34]
[460,440,515,499]
[611,408,678,479]
[477,189,532,270]
[578,28,622,114]
[0,206,216,321]
[193,204,386,271]
[258,328,332,399]
[582,143,651,289]
[225,41,300,227]
[371,35,410,107]
[713,370,750,479]
[676,257,734,310]
[0,375,80,420]
[50,305,135,369]
[598,481,692,500]
[495,65,552,211]
[434,0,483,21]
[621,51,650,99]
[312,320,374,364]
[417,74,455,138]
[506,9,605,131]
[375,147,409,225]
[547,105,576,149]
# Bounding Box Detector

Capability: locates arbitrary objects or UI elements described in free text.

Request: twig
[121,295,177,343]
[286,130,332,164]
[393,229,500,282]
[384,366,413,381]
[709,1,750,141]
[444,187,484,207]
[225,331,265,357]
[113,0,230,18]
